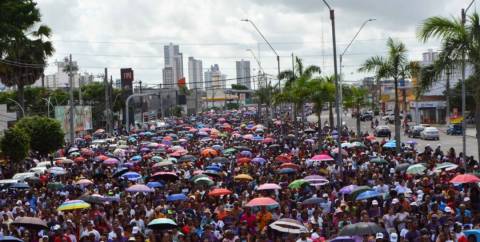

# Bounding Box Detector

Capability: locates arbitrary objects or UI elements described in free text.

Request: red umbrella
[74,157,86,163]
[257,183,282,191]
[449,174,480,184]
[280,162,300,170]
[208,188,232,197]
[262,137,274,144]
[237,157,251,165]
[309,154,334,162]
[275,155,291,163]
[245,197,279,207]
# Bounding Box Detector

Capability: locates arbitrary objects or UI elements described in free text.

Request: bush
[15,116,64,156]
[1,127,30,164]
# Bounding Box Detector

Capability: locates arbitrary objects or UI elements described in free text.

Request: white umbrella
[48,167,68,175]
[269,218,309,234]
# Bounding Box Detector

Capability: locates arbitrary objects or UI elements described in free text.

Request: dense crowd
[0,109,479,242]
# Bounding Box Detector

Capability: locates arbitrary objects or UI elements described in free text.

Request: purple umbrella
[140,147,150,152]
[339,185,358,194]
[304,175,329,186]
[103,158,119,165]
[240,150,252,157]
[252,157,266,165]
[126,184,154,193]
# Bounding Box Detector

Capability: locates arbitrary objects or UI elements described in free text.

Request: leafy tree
[343,86,369,137]
[1,127,30,170]
[358,38,408,153]
[15,116,64,156]
[231,84,249,90]
[418,12,480,157]
[0,0,54,116]
[255,85,275,123]
[308,77,335,137]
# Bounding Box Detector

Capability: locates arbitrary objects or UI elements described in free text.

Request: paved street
[320,113,479,159]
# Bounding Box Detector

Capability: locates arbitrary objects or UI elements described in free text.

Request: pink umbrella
[257,183,282,191]
[75,179,93,185]
[262,138,274,144]
[103,158,119,165]
[243,134,254,140]
[309,154,334,162]
[449,174,480,184]
[246,197,279,207]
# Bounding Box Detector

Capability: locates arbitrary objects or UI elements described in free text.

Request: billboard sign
[55,106,93,133]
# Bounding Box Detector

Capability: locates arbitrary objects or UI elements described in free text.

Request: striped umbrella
[57,200,91,211]
[269,218,309,234]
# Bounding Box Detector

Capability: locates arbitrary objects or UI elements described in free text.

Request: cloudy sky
[37,0,478,88]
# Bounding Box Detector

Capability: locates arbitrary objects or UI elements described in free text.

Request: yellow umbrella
[234,174,253,181]
[57,200,91,211]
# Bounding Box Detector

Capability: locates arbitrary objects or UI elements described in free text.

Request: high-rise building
[204,64,221,90]
[163,43,183,88]
[188,57,203,90]
[236,60,251,89]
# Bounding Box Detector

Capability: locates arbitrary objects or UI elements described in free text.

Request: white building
[204,64,226,90]
[163,43,183,88]
[188,57,203,90]
[32,57,93,89]
[236,60,251,89]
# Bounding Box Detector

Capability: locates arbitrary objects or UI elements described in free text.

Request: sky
[36,0,479,88]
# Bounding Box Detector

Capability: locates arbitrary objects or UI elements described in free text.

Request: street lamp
[241,19,281,88]
[460,0,475,161]
[339,18,376,132]
[7,98,25,117]
[321,0,342,164]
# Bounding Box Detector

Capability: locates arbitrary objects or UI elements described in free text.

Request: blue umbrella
[205,165,221,171]
[167,193,188,202]
[252,136,264,141]
[212,145,223,150]
[355,190,383,200]
[146,181,164,188]
[121,172,142,181]
[130,155,142,162]
[9,183,30,189]
[240,150,252,157]
[383,141,396,148]
[252,157,266,165]
[277,168,296,174]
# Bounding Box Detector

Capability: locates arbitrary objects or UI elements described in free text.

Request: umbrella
[201,148,218,157]
[191,174,210,182]
[383,141,396,148]
[257,183,282,191]
[223,148,237,155]
[208,188,232,197]
[0,236,23,242]
[240,150,253,157]
[57,200,91,211]
[252,157,267,165]
[350,186,372,199]
[280,163,301,170]
[304,128,316,133]
[179,155,197,162]
[126,184,154,193]
[304,175,329,186]
[146,181,164,188]
[78,194,106,204]
[167,193,188,202]
[48,167,67,175]
[370,157,388,164]
[152,160,174,168]
[121,172,142,181]
[11,217,48,230]
[339,185,358,194]
[47,182,65,190]
[406,140,417,145]
[435,162,458,172]
[351,141,367,148]
[341,142,353,149]
[277,168,296,174]
[450,174,480,184]
[151,172,179,182]
[309,154,334,162]
[211,157,228,163]
[269,218,309,234]
[332,148,348,156]
[406,164,426,175]
[234,174,253,181]
[103,158,119,165]
[205,165,221,171]
[9,182,30,189]
[395,163,410,172]
[338,222,384,236]
[75,179,94,185]
[245,197,279,207]
[355,190,383,200]
[112,167,129,177]
[193,177,214,186]
[302,197,323,205]
[147,218,177,230]
[288,179,309,189]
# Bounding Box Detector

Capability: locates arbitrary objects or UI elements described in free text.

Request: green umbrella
[350,186,372,199]
[434,162,458,172]
[193,177,214,186]
[288,179,309,189]
[223,148,237,155]
[370,157,388,164]
[190,174,210,182]
[165,157,178,163]
[151,156,163,162]
[406,164,426,175]
[351,141,367,148]
[47,182,65,190]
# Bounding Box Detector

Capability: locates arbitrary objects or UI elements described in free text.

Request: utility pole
[68,54,75,143]
[104,68,110,134]
[109,77,114,132]
[139,80,143,124]
[79,76,83,106]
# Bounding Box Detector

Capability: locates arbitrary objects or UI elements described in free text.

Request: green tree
[418,12,480,157]
[0,0,54,116]
[358,38,408,153]
[15,116,64,156]
[255,85,275,123]
[1,127,30,170]
[359,57,389,113]
[343,86,369,137]
[308,77,335,138]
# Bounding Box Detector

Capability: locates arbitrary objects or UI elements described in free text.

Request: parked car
[446,124,463,135]
[421,127,440,140]
[382,112,403,124]
[408,125,425,138]
[360,111,374,121]
[374,125,391,137]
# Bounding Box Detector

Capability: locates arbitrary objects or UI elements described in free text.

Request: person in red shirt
[239,207,256,233]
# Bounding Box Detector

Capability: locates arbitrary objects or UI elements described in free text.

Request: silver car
[421,127,440,140]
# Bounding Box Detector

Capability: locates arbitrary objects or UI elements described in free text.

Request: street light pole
[7,98,25,118]
[68,54,75,143]
[322,0,342,164]
[461,0,475,161]
[125,93,158,133]
[339,18,376,134]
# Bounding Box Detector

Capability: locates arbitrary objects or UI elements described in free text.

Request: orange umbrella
[74,157,86,163]
[201,148,218,157]
[280,162,300,170]
[208,188,232,197]
[234,174,253,181]
[96,155,109,161]
[237,157,251,165]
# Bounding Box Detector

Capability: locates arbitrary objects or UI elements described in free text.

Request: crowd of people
[0,109,479,242]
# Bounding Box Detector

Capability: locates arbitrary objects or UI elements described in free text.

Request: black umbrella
[304,128,316,133]
[211,157,228,163]
[78,194,106,204]
[395,163,410,172]
[338,222,384,236]
[11,217,48,230]
[301,197,322,205]
[179,155,197,162]
[113,167,129,178]
[234,146,251,151]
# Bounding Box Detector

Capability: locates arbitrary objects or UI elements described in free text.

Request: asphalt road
[319,112,479,159]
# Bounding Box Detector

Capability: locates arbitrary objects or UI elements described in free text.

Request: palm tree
[359,56,389,115]
[418,12,480,157]
[0,15,54,118]
[343,86,369,138]
[254,85,274,123]
[277,57,321,130]
[358,38,409,153]
[308,77,335,138]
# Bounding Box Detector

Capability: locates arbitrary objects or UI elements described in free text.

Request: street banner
[55,106,93,132]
